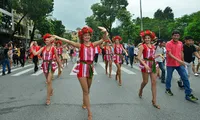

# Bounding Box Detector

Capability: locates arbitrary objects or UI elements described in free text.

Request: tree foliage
[87,0,128,38]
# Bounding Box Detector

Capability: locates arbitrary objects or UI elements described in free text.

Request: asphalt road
[0,56,200,120]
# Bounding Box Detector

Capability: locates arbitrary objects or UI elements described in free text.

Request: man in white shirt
[155,40,165,83]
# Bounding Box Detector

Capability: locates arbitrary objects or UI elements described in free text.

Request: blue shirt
[127,46,134,56]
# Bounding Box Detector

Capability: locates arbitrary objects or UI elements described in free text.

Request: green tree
[154,9,163,20]
[88,0,128,38]
[36,18,54,36]
[85,15,101,41]
[63,32,72,40]
[51,20,65,36]
[163,7,174,20]
[11,0,54,40]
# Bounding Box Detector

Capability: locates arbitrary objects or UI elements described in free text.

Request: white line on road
[12,68,33,76]
[31,69,43,76]
[0,64,33,75]
[121,67,136,74]
[99,62,116,75]
[70,63,97,75]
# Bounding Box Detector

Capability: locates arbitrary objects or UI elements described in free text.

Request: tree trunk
[11,13,27,39]
[30,23,36,43]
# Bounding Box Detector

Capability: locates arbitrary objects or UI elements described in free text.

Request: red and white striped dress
[139,44,158,73]
[104,46,112,61]
[57,47,63,55]
[74,43,95,78]
[41,46,57,74]
[113,44,123,64]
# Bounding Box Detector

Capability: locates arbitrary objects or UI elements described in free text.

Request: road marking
[121,67,136,74]
[70,63,97,75]
[0,64,33,75]
[99,62,116,75]
[12,68,33,76]
[31,69,43,76]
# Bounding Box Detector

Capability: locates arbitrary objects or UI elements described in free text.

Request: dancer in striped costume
[112,36,128,86]
[56,40,63,77]
[54,26,108,120]
[103,40,113,78]
[137,30,162,109]
[30,33,62,105]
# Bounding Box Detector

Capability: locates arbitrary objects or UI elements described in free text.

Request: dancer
[103,40,113,78]
[54,26,108,120]
[56,40,63,77]
[112,36,128,86]
[137,30,161,109]
[30,33,62,105]
[62,44,69,67]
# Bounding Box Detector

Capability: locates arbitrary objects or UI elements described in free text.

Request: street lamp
[140,0,143,31]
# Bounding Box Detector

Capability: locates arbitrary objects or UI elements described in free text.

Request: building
[0,0,13,45]
[0,0,35,47]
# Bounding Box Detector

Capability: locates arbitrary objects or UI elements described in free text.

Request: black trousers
[13,54,19,65]
[129,55,134,66]
[20,55,25,67]
[94,54,99,63]
[33,56,38,72]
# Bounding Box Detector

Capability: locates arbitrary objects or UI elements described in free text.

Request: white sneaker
[194,73,199,76]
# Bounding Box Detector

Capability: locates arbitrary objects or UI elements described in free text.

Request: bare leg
[105,61,108,75]
[150,71,160,109]
[139,72,149,98]
[116,63,122,86]
[46,72,53,105]
[78,77,92,120]
[109,61,112,78]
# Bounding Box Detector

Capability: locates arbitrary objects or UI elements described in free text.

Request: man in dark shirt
[2,44,11,75]
[177,36,200,88]
[127,43,135,68]
[20,44,26,67]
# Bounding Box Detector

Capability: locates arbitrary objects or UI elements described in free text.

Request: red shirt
[166,40,183,67]
[30,45,40,58]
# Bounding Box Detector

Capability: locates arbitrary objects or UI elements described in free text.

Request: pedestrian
[1,44,11,75]
[54,26,108,120]
[155,40,166,83]
[62,44,69,67]
[177,36,200,88]
[13,45,19,66]
[137,30,161,109]
[94,45,100,64]
[112,36,128,86]
[30,33,62,105]
[30,41,40,73]
[165,30,198,102]
[103,40,113,78]
[127,43,135,68]
[19,44,26,67]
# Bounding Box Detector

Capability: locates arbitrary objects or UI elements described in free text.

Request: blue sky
[53,0,200,30]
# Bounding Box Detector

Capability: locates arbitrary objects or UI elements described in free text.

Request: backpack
[0,47,5,61]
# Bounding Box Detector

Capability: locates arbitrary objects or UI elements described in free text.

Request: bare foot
[82,104,86,109]
[46,99,51,105]
[152,100,160,109]
[109,74,111,78]
[138,89,142,98]
[88,113,92,120]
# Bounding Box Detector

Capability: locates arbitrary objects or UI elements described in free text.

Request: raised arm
[93,27,109,47]
[54,35,80,48]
